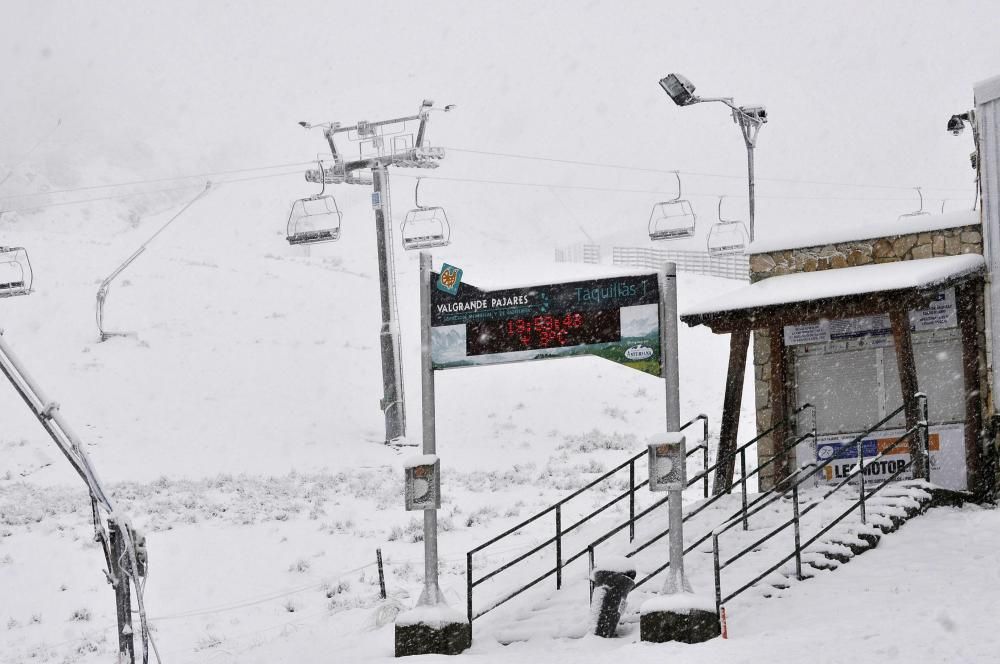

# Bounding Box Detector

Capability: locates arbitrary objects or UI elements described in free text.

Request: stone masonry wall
[749,224,984,491]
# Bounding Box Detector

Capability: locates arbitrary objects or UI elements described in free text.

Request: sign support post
[641,262,720,643]
[395,253,470,657]
[418,251,442,606]
[658,262,691,594]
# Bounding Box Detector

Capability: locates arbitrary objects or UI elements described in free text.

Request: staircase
[488,480,939,643]
[465,394,971,644]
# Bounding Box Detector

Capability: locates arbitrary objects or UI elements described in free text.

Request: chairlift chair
[401,178,450,250]
[0,246,33,297]
[648,171,697,241]
[898,187,930,222]
[706,197,748,256]
[286,161,342,245]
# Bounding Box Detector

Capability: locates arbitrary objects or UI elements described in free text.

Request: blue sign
[437,264,463,295]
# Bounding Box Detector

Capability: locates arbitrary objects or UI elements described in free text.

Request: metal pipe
[917,393,930,482]
[740,449,748,530]
[629,459,636,541]
[659,262,681,431]
[417,252,438,606]
[792,484,803,580]
[702,415,710,498]
[466,552,474,628]
[713,534,722,613]
[555,505,563,590]
[588,547,595,603]
[858,430,867,524]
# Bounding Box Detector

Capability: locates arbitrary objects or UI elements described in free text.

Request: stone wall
[748,224,985,491]
[749,225,983,283]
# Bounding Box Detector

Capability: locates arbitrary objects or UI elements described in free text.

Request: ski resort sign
[430,270,662,376]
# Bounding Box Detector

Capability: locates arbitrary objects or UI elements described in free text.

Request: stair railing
[585,403,816,595]
[711,394,930,614]
[465,414,710,630]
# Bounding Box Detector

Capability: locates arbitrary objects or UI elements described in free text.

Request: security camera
[659,73,698,106]
[741,106,768,123]
[947,115,965,136]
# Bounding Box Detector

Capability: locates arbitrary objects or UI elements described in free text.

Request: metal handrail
[625,428,818,590]
[712,395,930,611]
[579,404,815,600]
[586,403,814,564]
[465,414,710,629]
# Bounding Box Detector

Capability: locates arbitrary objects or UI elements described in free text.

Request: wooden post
[714,328,751,495]
[956,282,985,496]
[768,326,791,485]
[889,307,927,479]
[108,522,135,664]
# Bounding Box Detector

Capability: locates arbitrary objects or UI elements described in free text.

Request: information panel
[783,288,957,346]
[794,424,967,491]
[430,270,662,376]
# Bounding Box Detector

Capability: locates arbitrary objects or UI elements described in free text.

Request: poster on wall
[783,288,957,346]
[794,424,967,491]
[430,268,662,376]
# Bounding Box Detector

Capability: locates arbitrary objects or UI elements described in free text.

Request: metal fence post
[712,534,723,614]
[588,546,595,603]
[917,394,930,482]
[858,433,867,525]
[466,552,474,627]
[555,505,563,590]
[629,459,636,542]
[702,416,710,499]
[792,483,803,581]
[740,449,749,530]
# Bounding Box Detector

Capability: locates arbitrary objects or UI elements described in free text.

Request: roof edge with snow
[681,254,985,332]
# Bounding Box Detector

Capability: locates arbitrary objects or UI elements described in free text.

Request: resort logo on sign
[625,344,654,360]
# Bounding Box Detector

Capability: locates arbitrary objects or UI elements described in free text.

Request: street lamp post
[659,73,767,243]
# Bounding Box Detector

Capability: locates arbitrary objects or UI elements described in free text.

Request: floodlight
[659,73,697,106]
[740,106,768,123]
[947,115,966,135]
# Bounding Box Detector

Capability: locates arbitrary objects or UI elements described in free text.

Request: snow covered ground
[0,178,755,662]
[2,179,998,663]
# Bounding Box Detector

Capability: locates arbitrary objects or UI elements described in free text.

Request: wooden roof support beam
[956,280,987,497]
[889,307,928,480]
[768,325,791,486]
[714,328,750,496]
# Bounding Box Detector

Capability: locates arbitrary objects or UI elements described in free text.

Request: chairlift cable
[441,146,971,193]
[392,172,942,202]
[0,118,62,190]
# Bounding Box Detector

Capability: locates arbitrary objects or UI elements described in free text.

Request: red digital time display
[466,309,621,356]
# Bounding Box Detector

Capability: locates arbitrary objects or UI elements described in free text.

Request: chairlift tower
[300,100,450,444]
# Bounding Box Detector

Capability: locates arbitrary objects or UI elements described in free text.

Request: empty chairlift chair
[401,178,450,250]
[0,246,33,297]
[648,171,697,241]
[286,162,342,245]
[898,187,931,222]
[706,197,749,256]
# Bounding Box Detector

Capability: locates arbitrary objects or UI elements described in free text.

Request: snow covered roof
[975,73,1000,104]
[747,209,979,255]
[681,254,985,327]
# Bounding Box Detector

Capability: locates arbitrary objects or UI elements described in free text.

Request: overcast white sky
[3,1,1000,252]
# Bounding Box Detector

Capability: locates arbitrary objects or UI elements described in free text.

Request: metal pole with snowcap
[639,262,722,643]
[393,252,471,657]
